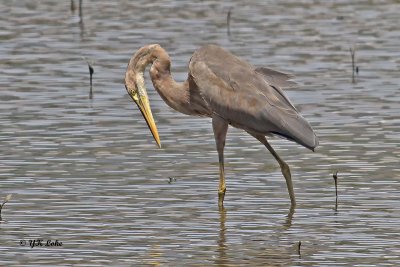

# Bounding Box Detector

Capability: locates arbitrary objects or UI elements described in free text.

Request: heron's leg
[212,115,229,207]
[249,133,296,207]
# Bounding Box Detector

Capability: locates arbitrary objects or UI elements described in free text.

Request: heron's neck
[148,47,189,111]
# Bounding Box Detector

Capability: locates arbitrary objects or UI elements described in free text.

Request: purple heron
[125,44,318,207]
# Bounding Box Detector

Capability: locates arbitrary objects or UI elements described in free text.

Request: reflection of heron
[125,44,318,207]
[216,206,227,265]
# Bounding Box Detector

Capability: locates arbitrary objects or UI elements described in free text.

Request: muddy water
[0,1,399,266]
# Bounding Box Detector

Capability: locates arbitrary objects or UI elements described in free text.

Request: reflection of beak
[133,95,161,148]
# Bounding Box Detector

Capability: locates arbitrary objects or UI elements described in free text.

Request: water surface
[0,1,399,266]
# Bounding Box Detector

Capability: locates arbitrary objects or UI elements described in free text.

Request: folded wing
[189,44,318,150]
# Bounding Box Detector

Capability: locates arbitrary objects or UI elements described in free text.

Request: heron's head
[125,45,161,148]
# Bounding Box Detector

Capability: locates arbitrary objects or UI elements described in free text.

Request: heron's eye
[130,91,139,102]
[126,85,139,102]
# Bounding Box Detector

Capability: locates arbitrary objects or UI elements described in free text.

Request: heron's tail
[273,130,318,151]
[271,115,319,151]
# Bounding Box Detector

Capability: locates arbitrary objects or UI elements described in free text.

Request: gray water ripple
[1,0,400,266]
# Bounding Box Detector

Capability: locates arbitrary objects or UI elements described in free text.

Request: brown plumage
[125,44,318,208]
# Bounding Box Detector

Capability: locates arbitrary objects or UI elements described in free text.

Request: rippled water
[1,1,399,266]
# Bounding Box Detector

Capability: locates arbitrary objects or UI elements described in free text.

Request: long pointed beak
[134,95,161,148]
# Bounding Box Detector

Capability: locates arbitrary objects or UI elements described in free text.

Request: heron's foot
[280,162,296,207]
[218,188,226,207]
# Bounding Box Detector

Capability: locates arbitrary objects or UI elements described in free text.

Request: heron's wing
[189,44,317,150]
[254,67,298,88]
[254,67,298,112]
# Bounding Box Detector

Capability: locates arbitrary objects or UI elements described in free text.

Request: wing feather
[254,67,298,88]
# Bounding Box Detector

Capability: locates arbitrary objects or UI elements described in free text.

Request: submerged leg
[212,115,229,207]
[250,133,296,207]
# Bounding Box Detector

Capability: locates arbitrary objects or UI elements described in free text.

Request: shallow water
[0,1,399,266]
